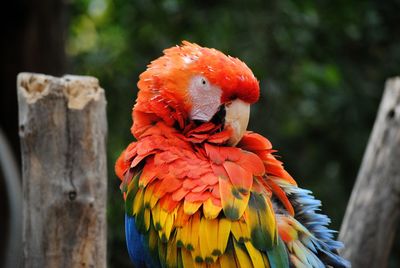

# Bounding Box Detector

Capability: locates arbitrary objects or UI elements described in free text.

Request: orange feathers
[117,115,297,266]
[116,42,337,268]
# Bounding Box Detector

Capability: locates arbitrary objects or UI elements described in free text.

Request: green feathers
[247,191,277,251]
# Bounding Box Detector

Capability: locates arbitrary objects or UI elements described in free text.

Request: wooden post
[339,77,400,267]
[17,73,107,268]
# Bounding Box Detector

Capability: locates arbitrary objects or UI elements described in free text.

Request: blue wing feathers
[287,186,351,268]
[125,215,161,268]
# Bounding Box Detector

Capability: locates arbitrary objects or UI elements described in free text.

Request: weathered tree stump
[339,77,400,267]
[17,73,107,268]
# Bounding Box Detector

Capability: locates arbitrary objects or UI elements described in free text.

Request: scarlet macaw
[115,41,350,268]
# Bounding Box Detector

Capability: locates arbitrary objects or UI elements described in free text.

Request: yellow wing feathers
[121,133,291,267]
[129,178,278,267]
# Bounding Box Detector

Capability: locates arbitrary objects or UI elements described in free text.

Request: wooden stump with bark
[339,77,400,268]
[17,73,107,268]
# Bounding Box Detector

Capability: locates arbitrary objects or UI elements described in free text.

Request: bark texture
[339,77,400,268]
[18,73,107,268]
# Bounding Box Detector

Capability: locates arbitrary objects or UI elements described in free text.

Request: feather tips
[119,116,348,267]
[122,132,289,267]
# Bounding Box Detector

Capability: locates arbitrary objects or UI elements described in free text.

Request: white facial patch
[189,75,222,122]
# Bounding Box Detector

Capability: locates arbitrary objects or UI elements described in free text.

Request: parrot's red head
[132,41,260,145]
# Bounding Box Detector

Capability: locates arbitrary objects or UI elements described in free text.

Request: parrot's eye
[196,76,209,89]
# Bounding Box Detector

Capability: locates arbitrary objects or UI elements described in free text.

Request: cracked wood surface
[18,73,107,268]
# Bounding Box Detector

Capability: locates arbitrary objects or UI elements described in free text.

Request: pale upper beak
[224,99,250,146]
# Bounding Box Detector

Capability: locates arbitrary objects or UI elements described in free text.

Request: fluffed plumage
[116,41,350,268]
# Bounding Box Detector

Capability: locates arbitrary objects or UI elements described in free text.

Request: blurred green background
[67,0,400,266]
[0,0,399,267]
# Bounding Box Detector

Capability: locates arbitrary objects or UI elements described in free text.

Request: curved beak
[224,99,250,146]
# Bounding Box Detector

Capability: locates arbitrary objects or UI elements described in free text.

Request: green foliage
[68,0,400,266]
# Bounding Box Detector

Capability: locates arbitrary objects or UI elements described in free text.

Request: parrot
[115,41,350,268]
